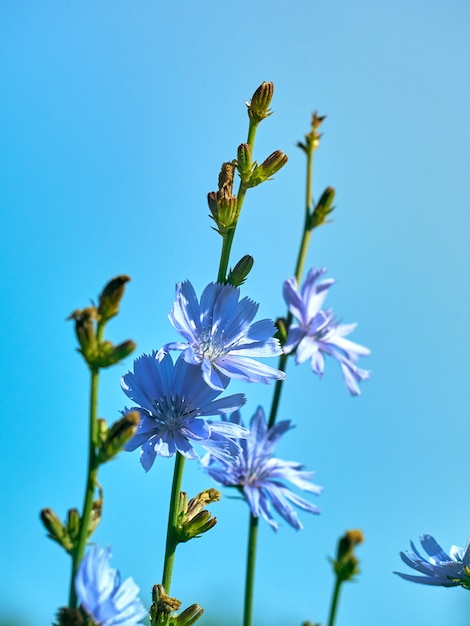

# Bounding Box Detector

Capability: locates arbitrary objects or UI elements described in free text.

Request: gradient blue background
[1,2,470,625]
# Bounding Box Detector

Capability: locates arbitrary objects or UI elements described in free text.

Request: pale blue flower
[202,406,322,531]
[395,534,470,588]
[121,352,247,471]
[75,545,147,626]
[283,267,370,395]
[164,280,285,391]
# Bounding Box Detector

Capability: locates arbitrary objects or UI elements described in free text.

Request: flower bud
[332,529,364,582]
[175,489,220,543]
[227,255,254,287]
[309,186,335,230]
[247,150,288,187]
[40,508,73,551]
[150,585,182,624]
[66,508,80,543]
[246,81,274,123]
[98,275,130,322]
[176,604,204,625]
[297,112,326,154]
[68,307,98,364]
[97,411,140,464]
[237,143,253,183]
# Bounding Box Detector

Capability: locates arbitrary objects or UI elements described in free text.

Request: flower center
[195,327,228,360]
[152,394,196,430]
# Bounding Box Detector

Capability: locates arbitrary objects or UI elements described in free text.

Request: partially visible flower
[121,352,247,471]
[164,281,285,391]
[202,406,322,531]
[283,267,370,395]
[75,545,147,626]
[395,534,470,588]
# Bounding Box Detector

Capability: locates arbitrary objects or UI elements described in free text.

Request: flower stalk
[162,452,186,593]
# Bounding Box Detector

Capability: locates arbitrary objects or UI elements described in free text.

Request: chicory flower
[164,280,286,391]
[75,545,147,626]
[283,267,370,395]
[202,406,322,531]
[395,534,470,588]
[121,352,247,471]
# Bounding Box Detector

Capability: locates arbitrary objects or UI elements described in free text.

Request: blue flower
[283,267,370,395]
[75,545,147,626]
[202,406,322,531]
[395,534,470,588]
[121,352,247,471]
[164,280,286,391]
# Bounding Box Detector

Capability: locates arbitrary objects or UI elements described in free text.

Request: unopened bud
[97,411,140,464]
[247,150,288,187]
[332,529,364,582]
[176,489,220,543]
[298,112,326,155]
[310,186,335,230]
[176,604,204,625]
[40,508,74,552]
[68,307,98,364]
[246,82,274,123]
[98,275,130,322]
[66,508,80,543]
[150,584,182,623]
[227,255,254,287]
[93,339,136,369]
[237,143,253,183]
[217,161,236,199]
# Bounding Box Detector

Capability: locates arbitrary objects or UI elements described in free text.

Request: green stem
[161,452,186,593]
[68,366,100,607]
[216,120,258,283]
[327,576,343,626]
[243,512,259,626]
[267,144,315,430]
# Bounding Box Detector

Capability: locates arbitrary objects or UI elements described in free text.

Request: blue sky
[1,2,470,625]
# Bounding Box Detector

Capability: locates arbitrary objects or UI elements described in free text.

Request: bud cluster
[150,585,204,626]
[96,411,140,464]
[175,489,220,543]
[68,275,135,369]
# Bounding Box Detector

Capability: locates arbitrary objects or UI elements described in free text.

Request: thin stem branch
[161,452,186,593]
[243,512,259,626]
[327,576,342,626]
[68,364,100,608]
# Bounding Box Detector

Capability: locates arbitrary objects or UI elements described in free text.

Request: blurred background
[1,1,470,625]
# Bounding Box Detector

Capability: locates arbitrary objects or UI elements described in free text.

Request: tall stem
[327,576,342,626]
[243,513,259,626]
[161,452,186,593]
[268,143,315,430]
[68,364,100,607]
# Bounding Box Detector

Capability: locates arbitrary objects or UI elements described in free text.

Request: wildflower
[121,352,247,471]
[395,534,470,588]
[283,267,370,395]
[165,280,285,391]
[75,545,147,626]
[202,406,322,531]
